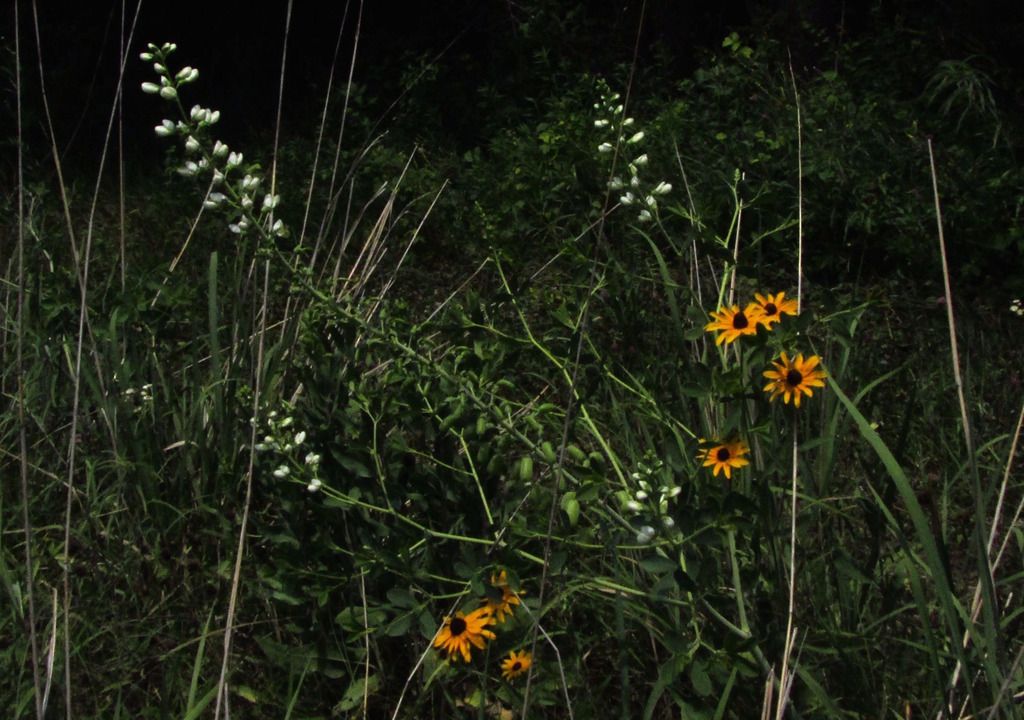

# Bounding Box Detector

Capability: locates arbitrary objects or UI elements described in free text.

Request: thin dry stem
[928,137,984,715]
[214,3,293,716]
[774,56,804,720]
[15,0,44,713]
[522,0,649,710]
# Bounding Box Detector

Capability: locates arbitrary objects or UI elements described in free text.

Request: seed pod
[518,456,534,483]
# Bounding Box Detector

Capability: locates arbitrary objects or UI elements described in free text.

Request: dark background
[7,0,1024,167]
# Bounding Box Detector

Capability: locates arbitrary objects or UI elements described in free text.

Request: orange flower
[751,292,799,329]
[501,650,532,680]
[763,353,826,407]
[480,570,522,624]
[698,439,750,479]
[705,304,761,345]
[433,607,496,662]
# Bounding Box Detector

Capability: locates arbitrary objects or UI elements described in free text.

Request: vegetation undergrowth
[3,5,1023,719]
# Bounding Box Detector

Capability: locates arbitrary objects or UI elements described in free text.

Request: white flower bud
[272,466,290,478]
[619,192,635,206]
[159,86,178,100]
[212,140,228,158]
[140,51,154,61]
[262,194,280,210]
[594,119,609,128]
[185,136,200,153]
[281,417,294,428]
[307,477,322,492]
[662,516,675,528]
[597,142,613,153]
[272,219,285,236]
[630,175,640,188]
[636,525,656,543]
[627,131,645,144]
[608,176,624,190]
[652,181,672,195]
[190,104,205,121]
[209,192,226,204]
[626,500,642,512]
[645,195,657,208]
[226,152,243,169]
[638,209,653,223]
[241,196,253,210]
[635,490,648,500]
[155,124,173,137]
[294,431,306,445]
[633,153,648,166]
[153,63,167,74]
[305,452,321,466]
[207,110,220,124]
[212,170,225,186]
[614,104,624,114]
[141,82,160,94]
[622,117,635,126]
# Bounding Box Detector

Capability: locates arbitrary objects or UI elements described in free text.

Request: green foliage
[4,14,1024,720]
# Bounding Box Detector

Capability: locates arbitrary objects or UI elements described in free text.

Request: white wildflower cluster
[252,407,323,492]
[616,457,681,544]
[140,42,289,242]
[592,81,671,223]
[1011,298,1023,317]
[119,382,154,414]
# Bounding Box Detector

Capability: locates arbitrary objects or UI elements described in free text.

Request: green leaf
[689,659,713,697]
[234,685,258,703]
[643,654,687,720]
[387,587,416,609]
[336,674,379,712]
[639,555,677,574]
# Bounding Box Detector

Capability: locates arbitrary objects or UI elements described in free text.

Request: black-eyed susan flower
[501,649,532,680]
[481,569,522,624]
[698,439,751,479]
[705,304,761,345]
[433,607,496,662]
[763,352,826,407]
[751,292,799,329]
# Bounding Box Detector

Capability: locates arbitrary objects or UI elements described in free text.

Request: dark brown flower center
[764,303,778,315]
[732,312,749,330]
[785,369,803,387]
[716,448,731,462]
[450,617,467,636]
[512,661,522,671]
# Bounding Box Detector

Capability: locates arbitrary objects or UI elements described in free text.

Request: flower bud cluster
[593,81,672,223]
[140,42,289,242]
[120,383,155,414]
[616,456,681,544]
[1011,298,1023,317]
[252,406,324,492]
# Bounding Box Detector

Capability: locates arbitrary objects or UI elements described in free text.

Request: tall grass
[3,3,1023,719]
